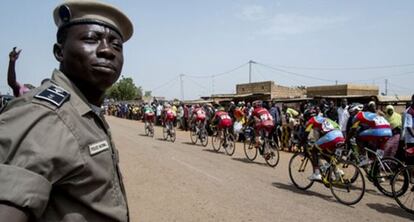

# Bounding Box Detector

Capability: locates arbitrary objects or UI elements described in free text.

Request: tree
[144,91,152,97]
[107,76,142,101]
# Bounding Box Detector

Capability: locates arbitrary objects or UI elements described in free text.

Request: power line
[256,62,335,83]
[150,75,180,92]
[351,70,414,82]
[185,62,249,78]
[265,63,414,71]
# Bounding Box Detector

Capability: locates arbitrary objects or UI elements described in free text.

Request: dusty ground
[107,116,414,222]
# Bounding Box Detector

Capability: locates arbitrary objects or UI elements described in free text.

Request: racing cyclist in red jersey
[211,106,233,134]
[162,103,176,127]
[190,104,207,130]
[247,100,274,156]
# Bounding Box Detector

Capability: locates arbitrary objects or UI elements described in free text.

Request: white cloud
[260,14,350,36]
[237,5,267,21]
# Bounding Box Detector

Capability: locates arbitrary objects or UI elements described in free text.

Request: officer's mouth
[91,63,117,74]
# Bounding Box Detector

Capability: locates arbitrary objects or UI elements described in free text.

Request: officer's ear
[53,43,64,62]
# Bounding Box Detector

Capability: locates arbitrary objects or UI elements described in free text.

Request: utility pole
[211,75,215,95]
[385,79,388,96]
[249,60,256,83]
[180,74,184,100]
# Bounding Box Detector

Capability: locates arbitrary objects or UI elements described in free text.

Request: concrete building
[236,81,305,99]
[306,84,379,97]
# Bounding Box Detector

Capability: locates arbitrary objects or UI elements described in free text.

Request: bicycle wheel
[372,157,405,197]
[162,127,168,140]
[200,129,208,147]
[144,123,149,136]
[244,140,258,161]
[288,152,314,190]
[392,167,413,214]
[264,142,280,167]
[224,134,236,156]
[190,129,198,144]
[170,128,176,143]
[329,160,365,205]
[149,125,154,137]
[211,132,221,152]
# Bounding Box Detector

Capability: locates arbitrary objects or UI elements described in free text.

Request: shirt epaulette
[34,84,70,108]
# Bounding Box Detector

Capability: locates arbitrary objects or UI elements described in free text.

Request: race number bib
[373,116,389,126]
[322,119,335,132]
[260,113,272,121]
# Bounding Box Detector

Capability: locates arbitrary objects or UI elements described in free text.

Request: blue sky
[0,0,413,99]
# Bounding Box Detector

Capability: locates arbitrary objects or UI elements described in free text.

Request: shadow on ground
[202,149,226,155]
[271,182,350,206]
[232,157,268,167]
[366,203,414,220]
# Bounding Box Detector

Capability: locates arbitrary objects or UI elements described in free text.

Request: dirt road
[107,116,414,222]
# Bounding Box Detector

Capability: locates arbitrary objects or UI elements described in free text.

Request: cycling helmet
[348,103,363,114]
[252,100,263,108]
[303,106,317,121]
[217,106,225,111]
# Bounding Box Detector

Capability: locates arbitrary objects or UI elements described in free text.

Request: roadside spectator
[156,103,163,125]
[403,95,414,165]
[326,100,338,122]
[337,99,349,136]
[7,47,32,97]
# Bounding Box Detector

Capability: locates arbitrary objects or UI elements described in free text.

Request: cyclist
[347,104,392,166]
[144,103,155,129]
[190,104,207,130]
[248,100,274,158]
[162,103,176,128]
[301,107,345,180]
[211,106,233,137]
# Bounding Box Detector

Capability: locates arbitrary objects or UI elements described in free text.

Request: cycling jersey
[252,107,274,133]
[144,107,155,121]
[305,116,344,152]
[351,111,392,150]
[164,108,176,122]
[193,108,206,122]
[214,111,233,129]
[351,111,392,139]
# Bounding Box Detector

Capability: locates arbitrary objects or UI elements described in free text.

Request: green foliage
[144,91,152,97]
[107,76,142,101]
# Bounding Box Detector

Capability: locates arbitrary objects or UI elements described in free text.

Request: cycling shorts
[316,130,345,152]
[218,118,233,129]
[145,113,155,122]
[166,113,175,121]
[255,120,274,133]
[196,115,206,122]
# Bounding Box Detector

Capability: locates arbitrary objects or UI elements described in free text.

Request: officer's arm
[0,204,28,222]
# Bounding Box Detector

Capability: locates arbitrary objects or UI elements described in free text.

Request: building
[306,84,379,97]
[236,81,305,100]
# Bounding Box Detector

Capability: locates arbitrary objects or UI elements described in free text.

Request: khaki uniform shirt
[0,69,129,221]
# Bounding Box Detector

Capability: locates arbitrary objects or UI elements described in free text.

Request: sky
[0,0,413,100]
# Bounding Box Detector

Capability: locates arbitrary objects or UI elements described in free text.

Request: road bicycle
[343,138,405,197]
[190,120,208,147]
[243,127,280,167]
[392,164,414,214]
[211,126,236,156]
[289,142,366,205]
[163,120,176,142]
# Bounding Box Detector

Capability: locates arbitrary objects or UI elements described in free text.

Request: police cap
[53,0,133,42]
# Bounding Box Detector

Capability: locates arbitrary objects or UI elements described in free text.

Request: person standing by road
[7,47,31,97]
[337,98,349,136]
[0,0,133,221]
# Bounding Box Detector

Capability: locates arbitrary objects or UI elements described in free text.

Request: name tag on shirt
[89,140,110,156]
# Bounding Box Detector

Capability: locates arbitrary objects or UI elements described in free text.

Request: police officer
[0,0,133,221]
